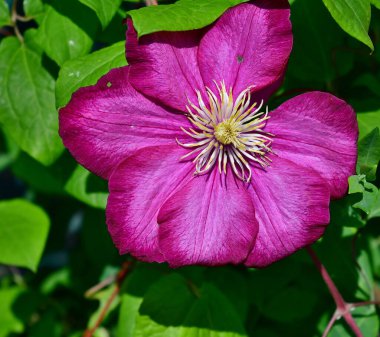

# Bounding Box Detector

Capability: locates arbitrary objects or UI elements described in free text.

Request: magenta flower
[59,0,358,268]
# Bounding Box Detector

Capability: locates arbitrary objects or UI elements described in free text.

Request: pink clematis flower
[59,0,358,268]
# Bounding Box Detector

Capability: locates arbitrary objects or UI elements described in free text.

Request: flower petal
[157,170,258,267]
[245,157,330,268]
[266,92,358,198]
[106,145,194,262]
[198,0,292,101]
[59,66,189,179]
[126,19,204,112]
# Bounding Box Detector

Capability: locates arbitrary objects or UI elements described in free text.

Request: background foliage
[0,0,380,336]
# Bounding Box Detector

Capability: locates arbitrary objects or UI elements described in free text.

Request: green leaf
[178,283,246,337]
[288,0,344,83]
[23,0,45,17]
[118,266,164,337]
[34,0,97,66]
[87,284,120,328]
[0,131,19,172]
[318,234,379,337]
[123,273,247,337]
[12,152,74,195]
[329,306,379,337]
[372,0,380,9]
[348,175,380,219]
[0,287,42,337]
[0,199,50,272]
[79,0,123,29]
[0,287,25,337]
[205,268,249,318]
[128,0,247,37]
[321,0,373,50]
[357,109,380,140]
[56,41,127,108]
[0,0,11,27]
[357,128,380,180]
[0,37,63,165]
[259,287,318,323]
[64,165,108,209]
[139,274,197,326]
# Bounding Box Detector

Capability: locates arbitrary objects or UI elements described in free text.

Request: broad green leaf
[65,165,108,209]
[0,0,11,27]
[288,0,344,83]
[357,109,380,139]
[118,295,143,337]
[357,128,380,180]
[128,0,247,37]
[0,199,50,271]
[178,283,246,337]
[205,268,249,318]
[139,274,196,326]
[322,0,373,50]
[0,37,63,165]
[79,0,122,29]
[56,41,127,108]
[124,273,247,337]
[34,0,97,66]
[23,0,44,17]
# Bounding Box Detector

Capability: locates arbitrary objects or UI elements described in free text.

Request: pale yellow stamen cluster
[177,81,273,182]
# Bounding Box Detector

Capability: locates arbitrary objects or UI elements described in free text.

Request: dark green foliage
[0,0,380,336]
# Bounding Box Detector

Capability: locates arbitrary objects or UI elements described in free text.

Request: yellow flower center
[214,120,239,145]
[177,81,273,182]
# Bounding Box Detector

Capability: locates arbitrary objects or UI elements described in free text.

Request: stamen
[177,81,273,181]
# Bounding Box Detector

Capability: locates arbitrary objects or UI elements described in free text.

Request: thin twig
[82,261,133,337]
[145,0,158,6]
[351,300,380,307]
[15,14,34,22]
[85,274,117,298]
[11,0,23,43]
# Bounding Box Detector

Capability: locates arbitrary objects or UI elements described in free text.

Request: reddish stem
[306,247,368,337]
[82,261,133,337]
[307,247,347,310]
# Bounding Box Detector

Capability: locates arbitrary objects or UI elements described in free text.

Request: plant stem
[306,247,373,337]
[307,247,347,310]
[11,0,23,43]
[145,0,158,6]
[82,261,133,337]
